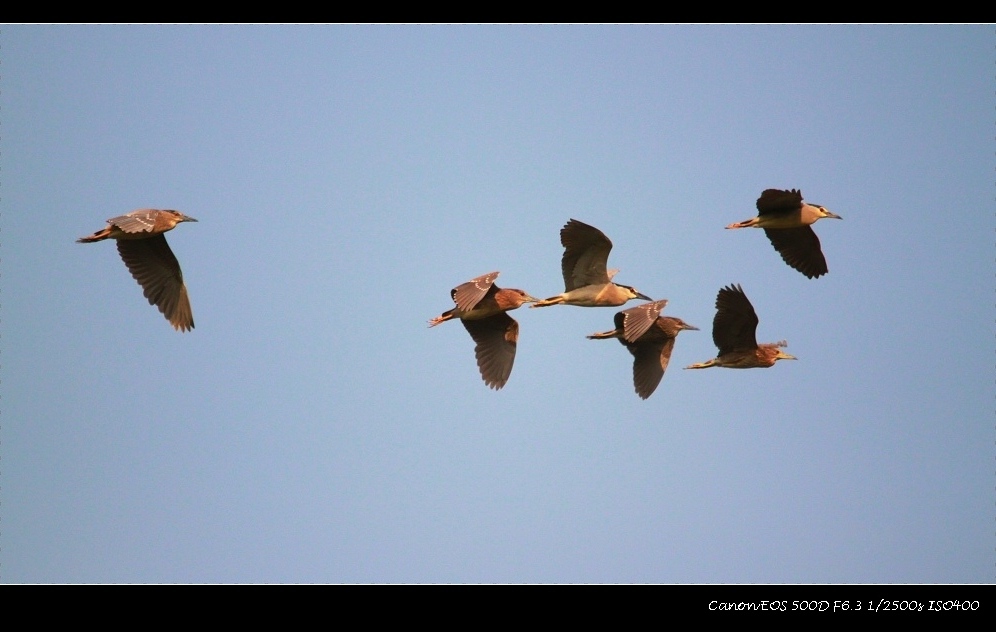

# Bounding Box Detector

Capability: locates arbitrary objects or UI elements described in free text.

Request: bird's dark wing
[620,299,667,342]
[451,271,499,312]
[109,209,162,234]
[764,227,828,279]
[626,336,675,400]
[713,284,758,355]
[756,189,803,217]
[560,219,613,290]
[462,313,518,390]
[117,235,194,331]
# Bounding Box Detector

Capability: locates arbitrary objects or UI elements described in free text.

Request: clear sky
[2,25,992,583]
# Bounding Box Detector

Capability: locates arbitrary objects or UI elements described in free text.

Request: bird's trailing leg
[684,359,717,369]
[76,227,114,243]
[530,294,566,308]
[586,329,618,340]
[725,218,759,230]
[428,310,455,327]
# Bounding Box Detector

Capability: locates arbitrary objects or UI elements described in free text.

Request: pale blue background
[2,25,991,582]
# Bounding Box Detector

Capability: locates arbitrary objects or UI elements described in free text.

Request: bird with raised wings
[685,284,795,370]
[531,219,652,308]
[726,189,841,279]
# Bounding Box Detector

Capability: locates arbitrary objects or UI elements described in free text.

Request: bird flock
[427,189,841,398]
[76,188,840,400]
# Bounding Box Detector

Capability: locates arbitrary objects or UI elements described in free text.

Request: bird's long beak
[826,211,842,220]
[181,214,199,222]
[636,291,653,301]
[778,351,797,360]
[683,324,700,331]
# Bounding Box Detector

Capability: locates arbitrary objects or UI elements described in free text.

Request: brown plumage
[77,209,197,332]
[531,219,651,308]
[588,300,698,399]
[685,284,795,370]
[726,189,841,279]
[429,271,538,390]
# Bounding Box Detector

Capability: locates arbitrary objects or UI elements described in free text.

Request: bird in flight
[78,208,197,332]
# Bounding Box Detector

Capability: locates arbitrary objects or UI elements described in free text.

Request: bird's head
[810,205,841,221]
[496,289,539,311]
[165,210,199,225]
[772,341,796,362]
[616,284,652,302]
[657,316,700,338]
[672,318,700,333]
[759,341,796,365]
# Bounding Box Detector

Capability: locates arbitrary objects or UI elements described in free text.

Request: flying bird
[685,284,795,370]
[531,219,652,308]
[588,300,699,399]
[77,209,197,332]
[429,271,538,390]
[726,189,841,279]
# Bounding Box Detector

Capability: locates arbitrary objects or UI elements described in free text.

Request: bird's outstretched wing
[108,209,163,234]
[117,235,194,331]
[560,219,613,290]
[713,284,757,355]
[756,189,803,217]
[619,299,667,342]
[764,227,828,279]
[451,271,500,312]
[625,336,675,400]
[462,313,518,390]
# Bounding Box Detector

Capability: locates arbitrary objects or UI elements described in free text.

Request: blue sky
[2,25,992,583]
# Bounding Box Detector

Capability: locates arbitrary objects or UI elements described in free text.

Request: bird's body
[726,189,841,279]
[78,209,197,332]
[588,300,698,399]
[685,284,795,370]
[429,271,537,390]
[531,219,651,308]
